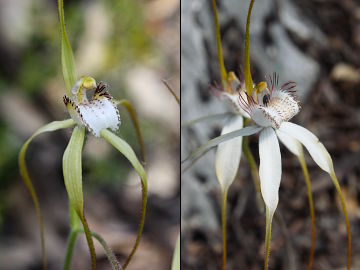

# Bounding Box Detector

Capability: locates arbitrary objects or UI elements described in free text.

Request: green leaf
[19,119,76,270]
[182,125,262,163]
[181,112,232,129]
[244,0,255,95]
[62,126,85,215]
[62,126,96,270]
[115,99,146,163]
[171,233,180,270]
[58,0,76,93]
[100,129,147,270]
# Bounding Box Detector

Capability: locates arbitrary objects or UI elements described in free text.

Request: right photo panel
[181,0,359,269]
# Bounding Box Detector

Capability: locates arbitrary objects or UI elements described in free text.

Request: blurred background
[0,0,179,269]
[181,0,360,269]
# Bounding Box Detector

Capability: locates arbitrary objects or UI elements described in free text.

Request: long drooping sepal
[211,0,228,91]
[58,0,76,93]
[171,233,180,270]
[100,129,147,270]
[19,119,76,270]
[264,207,274,270]
[182,125,262,163]
[216,116,243,191]
[279,122,351,270]
[299,151,316,270]
[259,127,282,214]
[276,130,316,269]
[115,99,146,163]
[244,0,255,96]
[63,126,96,270]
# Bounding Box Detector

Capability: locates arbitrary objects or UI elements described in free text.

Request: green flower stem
[80,213,97,270]
[244,0,255,95]
[115,99,146,163]
[162,80,180,106]
[100,129,147,270]
[330,172,351,270]
[298,152,316,270]
[19,119,76,270]
[211,0,228,91]
[264,207,274,270]
[221,188,229,270]
[63,229,79,270]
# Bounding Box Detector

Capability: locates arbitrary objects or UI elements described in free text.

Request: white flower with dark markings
[63,76,121,137]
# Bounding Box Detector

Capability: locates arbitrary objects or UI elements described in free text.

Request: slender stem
[80,213,97,270]
[162,80,180,105]
[221,188,228,270]
[211,0,229,92]
[63,229,79,270]
[264,208,273,270]
[122,181,147,269]
[330,172,351,270]
[298,153,316,270]
[89,231,122,270]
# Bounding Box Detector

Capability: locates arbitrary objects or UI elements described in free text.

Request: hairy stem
[80,213,97,270]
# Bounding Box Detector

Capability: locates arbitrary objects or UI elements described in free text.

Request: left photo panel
[0,0,180,269]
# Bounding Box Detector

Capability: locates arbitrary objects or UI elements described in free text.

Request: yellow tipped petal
[244,0,255,95]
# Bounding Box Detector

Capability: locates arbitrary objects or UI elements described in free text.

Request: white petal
[279,122,333,174]
[276,129,302,157]
[259,127,282,213]
[216,116,243,190]
[221,91,250,118]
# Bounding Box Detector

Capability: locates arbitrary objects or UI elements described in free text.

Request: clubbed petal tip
[64,80,121,137]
